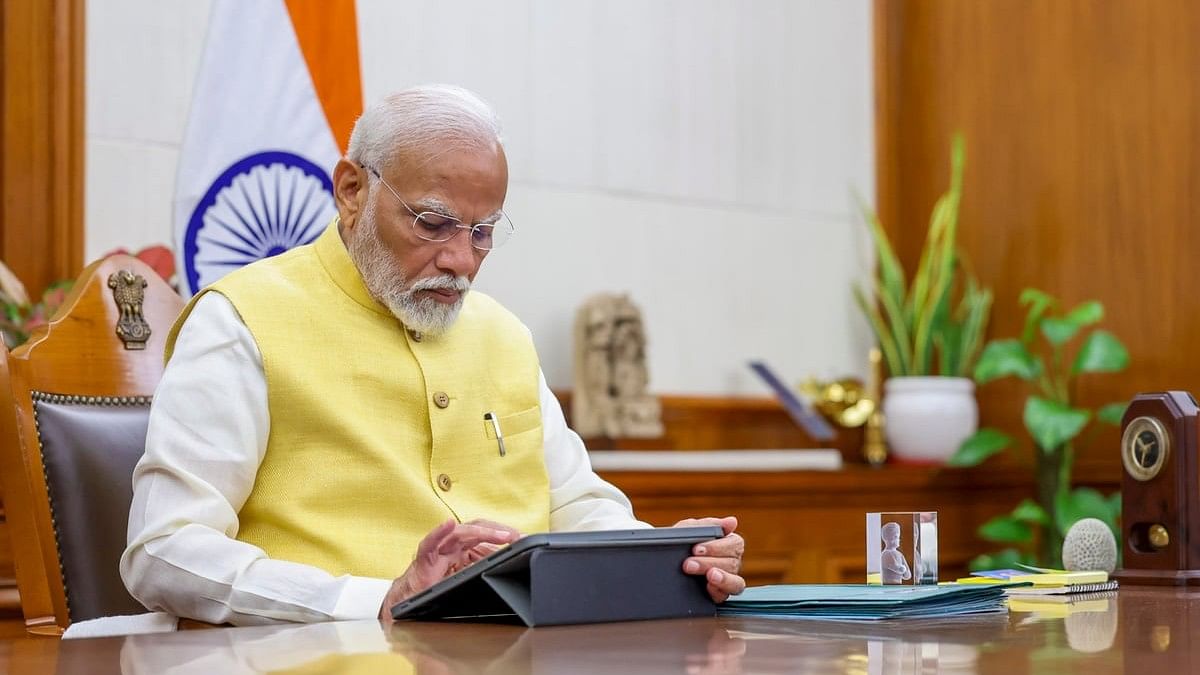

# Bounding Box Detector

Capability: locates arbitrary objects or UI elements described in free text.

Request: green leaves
[943,271,993,377]
[1098,402,1127,426]
[969,548,1037,572]
[1040,300,1106,346]
[976,499,1049,545]
[853,134,991,377]
[1065,300,1104,326]
[1072,330,1130,375]
[979,515,1033,544]
[948,428,1012,467]
[1039,318,1081,346]
[1024,396,1091,452]
[855,190,911,377]
[1055,487,1121,538]
[974,339,1042,384]
[1019,289,1056,346]
[977,497,1054,547]
[1011,498,1051,526]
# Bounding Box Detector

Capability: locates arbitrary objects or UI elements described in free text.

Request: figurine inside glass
[866,512,938,585]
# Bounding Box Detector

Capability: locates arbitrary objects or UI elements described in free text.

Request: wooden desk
[598,463,1120,585]
[0,588,1195,673]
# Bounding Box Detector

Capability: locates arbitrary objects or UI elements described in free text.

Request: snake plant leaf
[974,339,1042,384]
[979,514,1034,544]
[1019,288,1056,347]
[1071,330,1130,375]
[947,428,1012,467]
[1024,396,1091,452]
[853,285,905,377]
[909,196,957,374]
[1011,498,1051,526]
[907,137,963,375]
[877,281,913,375]
[1097,401,1127,426]
[855,191,907,313]
[953,281,992,377]
[936,324,962,377]
[1054,487,1116,538]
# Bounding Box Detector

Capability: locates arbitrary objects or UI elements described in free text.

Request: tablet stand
[394,542,716,627]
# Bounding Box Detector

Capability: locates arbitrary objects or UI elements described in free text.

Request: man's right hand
[378,519,519,621]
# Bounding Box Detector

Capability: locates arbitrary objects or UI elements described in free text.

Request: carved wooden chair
[0,255,183,634]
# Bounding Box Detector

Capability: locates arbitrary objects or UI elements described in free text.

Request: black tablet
[391,525,724,626]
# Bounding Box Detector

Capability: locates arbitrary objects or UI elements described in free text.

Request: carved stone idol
[572,293,663,438]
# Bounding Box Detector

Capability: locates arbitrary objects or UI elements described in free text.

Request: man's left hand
[674,515,746,603]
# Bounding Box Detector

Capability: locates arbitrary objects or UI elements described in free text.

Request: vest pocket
[483,405,541,439]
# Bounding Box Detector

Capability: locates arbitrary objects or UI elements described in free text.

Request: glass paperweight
[868,640,941,673]
[866,512,938,585]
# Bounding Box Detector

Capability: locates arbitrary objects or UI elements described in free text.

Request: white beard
[345,201,470,335]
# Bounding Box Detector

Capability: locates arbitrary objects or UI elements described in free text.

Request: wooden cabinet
[599,463,1119,585]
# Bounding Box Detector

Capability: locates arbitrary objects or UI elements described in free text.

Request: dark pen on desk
[484,411,506,457]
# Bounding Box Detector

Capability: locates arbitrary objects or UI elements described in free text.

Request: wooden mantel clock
[1115,391,1200,585]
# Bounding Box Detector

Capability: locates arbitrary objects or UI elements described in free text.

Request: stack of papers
[718,584,1013,621]
[961,565,1117,602]
[962,565,1109,587]
[1004,582,1118,598]
[959,565,1119,615]
[1007,590,1117,614]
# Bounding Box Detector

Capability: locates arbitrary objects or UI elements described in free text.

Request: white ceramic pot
[882,376,978,463]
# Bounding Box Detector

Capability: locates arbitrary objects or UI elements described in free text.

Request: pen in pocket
[484,411,506,457]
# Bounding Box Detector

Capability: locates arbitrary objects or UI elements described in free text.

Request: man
[121,84,745,625]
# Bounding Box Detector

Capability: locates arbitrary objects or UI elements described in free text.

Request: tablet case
[391,526,722,627]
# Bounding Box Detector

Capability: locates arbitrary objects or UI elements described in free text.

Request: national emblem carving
[108,269,151,350]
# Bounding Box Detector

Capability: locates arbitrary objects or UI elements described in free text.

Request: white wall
[86,0,875,395]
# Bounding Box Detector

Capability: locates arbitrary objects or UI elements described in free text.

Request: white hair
[346,84,503,171]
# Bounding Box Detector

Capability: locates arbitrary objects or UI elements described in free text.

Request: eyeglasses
[362,164,514,250]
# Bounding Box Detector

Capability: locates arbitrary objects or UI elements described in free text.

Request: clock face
[1122,415,1171,481]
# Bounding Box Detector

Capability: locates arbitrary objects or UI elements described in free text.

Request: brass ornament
[1121,415,1170,481]
[800,347,888,465]
[1149,524,1170,549]
[1151,625,1172,653]
[108,269,151,350]
[799,377,875,428]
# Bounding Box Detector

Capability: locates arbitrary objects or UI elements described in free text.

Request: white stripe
[173,0,341,295]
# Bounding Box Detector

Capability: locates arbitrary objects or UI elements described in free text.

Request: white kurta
[120,292,646,625]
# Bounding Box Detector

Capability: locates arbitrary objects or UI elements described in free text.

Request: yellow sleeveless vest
[166,221,550,579]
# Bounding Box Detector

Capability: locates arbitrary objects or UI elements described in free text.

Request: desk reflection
[101,615,1013,675]
[111,619,741,675]
[43,590,1179,675]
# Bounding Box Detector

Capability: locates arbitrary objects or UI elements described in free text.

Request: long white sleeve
[120,293,391,625]
[540,372,648,532]
[122,292,645,626]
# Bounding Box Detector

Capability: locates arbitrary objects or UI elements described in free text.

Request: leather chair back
[0,255,184,634]
[33,394,152,621]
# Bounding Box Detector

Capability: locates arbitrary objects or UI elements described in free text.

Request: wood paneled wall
[0,0,84,618]
[875,1,1200,469]
[0,0,85,295]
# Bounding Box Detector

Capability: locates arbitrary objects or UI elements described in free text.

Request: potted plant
[855,134,993,462]
[949,289,1128,568]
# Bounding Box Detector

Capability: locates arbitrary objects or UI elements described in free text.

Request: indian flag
[173,0,363,296]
